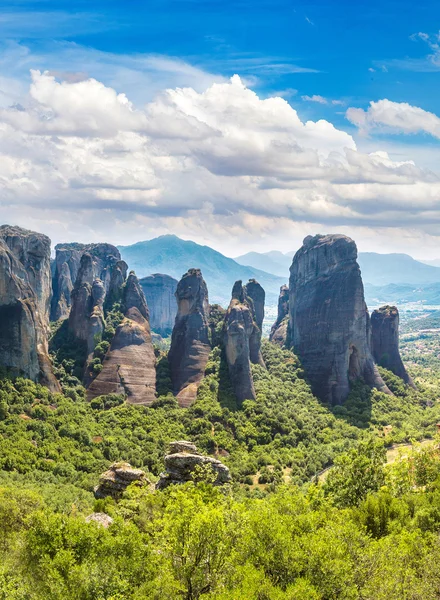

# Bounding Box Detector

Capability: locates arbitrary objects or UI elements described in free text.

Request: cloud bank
[1,70,440,256]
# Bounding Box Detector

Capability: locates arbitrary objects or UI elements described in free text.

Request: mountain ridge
[235,248,440,285]
[118,235,286,306]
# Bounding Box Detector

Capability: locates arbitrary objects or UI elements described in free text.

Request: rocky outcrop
[371,305,415,387]
[51,242,121,321]
[139,274,178,336]
[224,281,256,403]
[85,513,114,528]
[270,285,289,347]
[86,273,157,404]
[0,225,59,391]
[168,269,211,407]
[289,234,390,405]
[94,462,150,499]
[244,279,265,367]
[68,254,107,372]
[156,441,231,489]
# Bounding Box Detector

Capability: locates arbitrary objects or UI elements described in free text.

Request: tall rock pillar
[371,305,415,388]
[168,269,211,407]
[289,234,390,404]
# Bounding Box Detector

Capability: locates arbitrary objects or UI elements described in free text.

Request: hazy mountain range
[119,235,440,308]
[235,250,440,286]
[119,235,286,305]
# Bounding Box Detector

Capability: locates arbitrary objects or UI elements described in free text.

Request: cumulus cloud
[0,70,439,255]
[346,99,440,139]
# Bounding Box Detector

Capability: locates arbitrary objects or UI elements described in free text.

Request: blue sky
[2,0,440,257]
[3,0,440,116]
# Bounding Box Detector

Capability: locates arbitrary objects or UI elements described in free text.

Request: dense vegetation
[2,317,440,598]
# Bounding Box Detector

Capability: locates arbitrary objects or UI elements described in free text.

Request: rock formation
[86,273,157,404]
[51,242,121,321]
[168,269,211,407]
[68,254,108,373]
[270,285,289,347]
[289,234,390,405]
[223,281,257,403]
[139,274,178,336]
[371,305,415,387]
[156,441,231,489]
[94,462,151,499]
[85,513,114,528]
[244,279,266,367]
[0,225,59,391]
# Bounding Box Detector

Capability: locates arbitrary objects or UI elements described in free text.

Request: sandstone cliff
[139,274,178,336]
[371,305,415,387]
[168,269,211,407]
[224,281,256,403]
[289,234,390,404]
[51,242,121,321]
[86,273,157,404]
[0,225,59,391]
[269,285,289,347]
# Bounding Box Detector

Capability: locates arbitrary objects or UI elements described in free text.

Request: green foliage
[3,319,440,597]
[324,439,387,507]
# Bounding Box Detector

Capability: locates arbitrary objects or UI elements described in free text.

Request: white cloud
[0,70,440,257]
[346,98,440,139]
[302,94,328,104]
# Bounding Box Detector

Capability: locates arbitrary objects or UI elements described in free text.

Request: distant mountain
[234,251,290,277]
[420,259,440,268]
[236,249,440,286]
[357,253,440,285]
[119,235,286,306]
[364,282,440,308]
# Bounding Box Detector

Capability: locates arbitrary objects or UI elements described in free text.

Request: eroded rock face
[0,226,59,391]
[94,462,150,499]
[270,285,289,347]
[139,274,178,336]
[244,279,265,367]
[289,234,390,405]
[168,269,211,407]
[156,441,231,489]
[51,242,121,321]
[371,305,415,387]
[68,254,107,365]
[224,281,256,403]
[86,273,156,405]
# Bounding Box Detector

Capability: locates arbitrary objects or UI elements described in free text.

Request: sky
[2,1,440,258]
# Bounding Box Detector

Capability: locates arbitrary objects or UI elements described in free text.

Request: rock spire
[289,234,390,404]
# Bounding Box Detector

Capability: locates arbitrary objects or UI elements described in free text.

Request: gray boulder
[156,441,231,489]
[94,462,150,499]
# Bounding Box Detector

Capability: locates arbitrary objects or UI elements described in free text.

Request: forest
[2,316,440,599]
